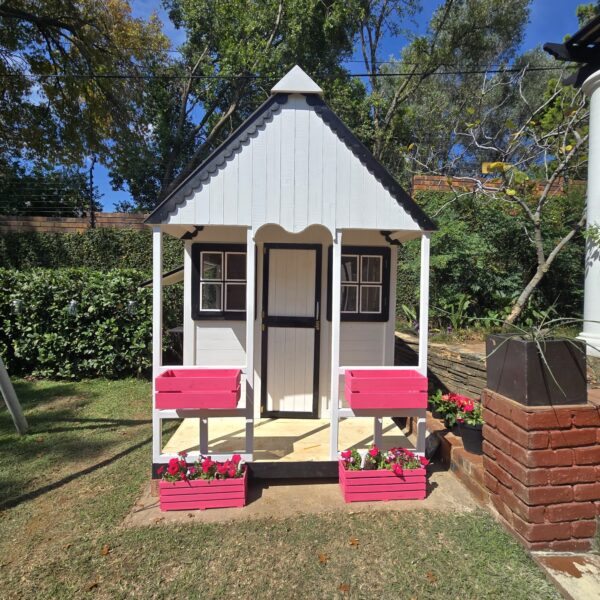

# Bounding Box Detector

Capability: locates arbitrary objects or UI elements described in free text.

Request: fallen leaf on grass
[87,581,99,590]
[63,543,72,550]
[426,571,438,584]
[187,513,194,518]
[339,583,350,594]
[153,517,164,524]
[349,537,359,547]
[318,553,329,565]
[100,544,110,556]
[35,437,44,443]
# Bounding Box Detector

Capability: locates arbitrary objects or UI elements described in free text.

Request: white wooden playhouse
[146,66,436,477]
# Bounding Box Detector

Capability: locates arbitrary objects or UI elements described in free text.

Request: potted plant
[456,400,484,454]
[428,389,445,419]
[158,452,247,511]
[338,445,429,503]
[486,317,590,406]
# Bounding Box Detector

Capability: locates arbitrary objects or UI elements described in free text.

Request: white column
[183,241,196,365]
[581,71,600,357]
[416,233,430,455]
[329,230,342,460]
[417,233,431,376]
[245,228,255,457]
[152,226,163,463]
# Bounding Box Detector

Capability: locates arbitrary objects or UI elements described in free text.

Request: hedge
[0,229,183,271]
[0,268,182,379]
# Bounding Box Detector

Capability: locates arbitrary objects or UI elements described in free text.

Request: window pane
[361,256,382,283]
[225,283,246,311]
[341,285,358,313]
[341,255,358,282]
[360,285,381,313]
[201,253,222,280]
[226,253,246,281]
[201,283,222,310]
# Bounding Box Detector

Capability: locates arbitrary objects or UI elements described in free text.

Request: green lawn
[0,379,559,599]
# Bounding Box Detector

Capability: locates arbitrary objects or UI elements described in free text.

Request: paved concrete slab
[123,466,475,528]
[534,553,600,600]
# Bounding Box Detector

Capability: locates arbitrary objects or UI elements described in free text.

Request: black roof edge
[145,94,289,224]
[146,91,436,232]
[569,13,600,46]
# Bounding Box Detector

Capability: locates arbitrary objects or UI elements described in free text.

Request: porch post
[152,226,163,463]
[417,233,430,377]
[416,233,430,455]
[183,241,196,365]
[245,228,255,457]
[329,229,342,460]
[581,71,600,357]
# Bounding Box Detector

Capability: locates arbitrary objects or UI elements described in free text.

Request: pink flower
[156,466,164,475]
[228,467,236,478]
[179,451,188,458]
[392,463,403,477]
[341,450,352,460]
[232,454,242,464]
[188,467,196,475]
[419,456,430,467]
[369,447,379,458]
[217,464,227,475]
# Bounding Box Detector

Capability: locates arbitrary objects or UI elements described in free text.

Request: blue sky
[96,0,581,210]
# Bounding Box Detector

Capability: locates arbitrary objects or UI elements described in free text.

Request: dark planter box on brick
[486,335,587,406]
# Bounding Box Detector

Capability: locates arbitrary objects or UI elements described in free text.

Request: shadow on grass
[0,434,153,511]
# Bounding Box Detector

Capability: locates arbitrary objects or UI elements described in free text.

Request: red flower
[180,451,188,458]
[179,459,187,469]
[403,449,415,458]
[419,456,430,467]
[217,464,228,475]
[188,467,196,475]
[341,450,352,459]
[157,466,165,475]
[392,463,403,477]
[228,467,236,478]
[202,458,213,474]
[369,447,379,458]
[232,454,241,464]
[167,462,179,475]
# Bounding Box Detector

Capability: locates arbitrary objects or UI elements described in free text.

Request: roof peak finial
[271,65,323,96]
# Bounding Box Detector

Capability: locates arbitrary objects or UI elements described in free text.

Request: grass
[0,379,560,599]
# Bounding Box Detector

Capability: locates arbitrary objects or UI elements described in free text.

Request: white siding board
[265,112,282,225]
[336,138,351,228]
[195,321,246,366]
[322,122,337,231]
[237,139,252,225]
[279,107,295,231]
[294,104,310,231]
[308,110,323,225]
[209,168,224,224]
[252,125,267,226]
[223,153,239,224]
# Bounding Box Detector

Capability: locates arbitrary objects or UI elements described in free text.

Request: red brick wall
[482,389,600,552]
[411,174,585,196]
[0,213,148,234]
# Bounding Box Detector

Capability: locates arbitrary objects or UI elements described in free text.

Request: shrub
[0,268,181,379]
[0,229,183,272]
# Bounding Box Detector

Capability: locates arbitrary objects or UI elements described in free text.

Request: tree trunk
[504,265,547,326]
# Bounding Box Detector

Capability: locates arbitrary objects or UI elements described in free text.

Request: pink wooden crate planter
[159,469,247,511]
[339,461,426,503]
[155,369,241,410]
[344,369,427,410]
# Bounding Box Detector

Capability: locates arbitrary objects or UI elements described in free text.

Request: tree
[0,0,168,210]
[351,0,530,167]
[413,64,588,325]
[110,0,366,210]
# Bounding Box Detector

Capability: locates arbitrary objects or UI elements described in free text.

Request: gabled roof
[146,67,435,232]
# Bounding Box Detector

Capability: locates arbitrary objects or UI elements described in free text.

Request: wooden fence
[0,213,148,234]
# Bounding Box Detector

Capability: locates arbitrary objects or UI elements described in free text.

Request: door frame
[260,243,322,419]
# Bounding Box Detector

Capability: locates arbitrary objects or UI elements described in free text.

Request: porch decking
[163,417,410,463]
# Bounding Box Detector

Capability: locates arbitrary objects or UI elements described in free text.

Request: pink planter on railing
[159,470,247,511]
[344,369,427,410]
[155,369,241,410]
[339,462,426,503]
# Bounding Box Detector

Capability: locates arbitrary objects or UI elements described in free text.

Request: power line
[0,65,566,81]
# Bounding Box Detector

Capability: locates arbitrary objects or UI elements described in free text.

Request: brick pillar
[482,389,600,551]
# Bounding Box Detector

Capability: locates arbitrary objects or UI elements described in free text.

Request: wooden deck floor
[163,417,410,462]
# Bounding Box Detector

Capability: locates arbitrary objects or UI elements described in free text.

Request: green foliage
[0,268,181,378]
[397,192,585,325]
[0,229,183,271]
